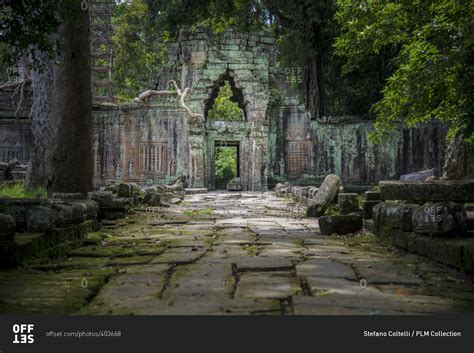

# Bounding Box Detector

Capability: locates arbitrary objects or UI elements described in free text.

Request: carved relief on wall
[0,148,22,162]
[286,141,312,178]
[139,143,168,176]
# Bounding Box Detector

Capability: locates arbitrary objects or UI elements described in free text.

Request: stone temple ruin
[0,27,448,191]
[1,27,474,316]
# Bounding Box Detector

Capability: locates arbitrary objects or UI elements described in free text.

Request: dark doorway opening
[214,141,240,190]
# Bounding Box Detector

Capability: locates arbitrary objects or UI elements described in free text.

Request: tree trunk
[27,1,93,196]
[306,25,324,120]
[442,130,468,180]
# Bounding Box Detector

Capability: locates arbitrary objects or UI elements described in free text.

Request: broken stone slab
[306,174,341,217]
[51,193,84,200]
[338,193,359,215]
[379,180,474,202]
[318,213,363,235]
[296,259,356,280]
[412,202,466,235]
[185,188,208,194]
[400,168,435,181]
[364,191,381,201]
[0,213,15,244]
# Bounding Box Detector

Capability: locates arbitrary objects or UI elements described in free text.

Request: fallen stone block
[308,186,319,200]
[307,174,341,217]
[116,182,132,197]
[400,168,435,181]
[116,182,141,197]
[27,206,58,233]
[379,180,474,202]
[338,193,359,215]
[143,191,166,207]
[0,198,48,231]
[412,202,466,235]
[318,213,363,235]
[227,178,242,191]
[372,202,419,233]
[51,193,84,200]
[364,191,381,201]
[88,192,130,220]
[185,188,208,194]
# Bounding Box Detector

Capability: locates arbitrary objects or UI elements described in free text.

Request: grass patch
[0,182,47,198]
[243,245,258,256]
[357,194,364,208]
[182,208,215,217]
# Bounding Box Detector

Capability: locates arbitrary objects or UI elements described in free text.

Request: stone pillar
[248,124,268,191]
[188,128,206,188]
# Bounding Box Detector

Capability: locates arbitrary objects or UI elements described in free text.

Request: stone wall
[266,90,448,187]
[91,100,187,187]
[0,28,449,190]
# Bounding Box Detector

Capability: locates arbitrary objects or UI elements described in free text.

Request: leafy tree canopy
[207,81,243,121]
[334,0,473,144]
[112,0,166,100]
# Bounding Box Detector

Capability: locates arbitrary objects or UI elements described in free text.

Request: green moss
[0,182,47,198]
[324,204,340,216]
[182,208,214,217]
[243,245,258,256]
[357,194,364,208]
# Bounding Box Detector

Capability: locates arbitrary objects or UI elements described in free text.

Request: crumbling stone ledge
[0,219,99,268]
[373,227,474,273]
[380,180,474,202]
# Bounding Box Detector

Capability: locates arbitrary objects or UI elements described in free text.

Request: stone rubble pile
[142,180,185,207]
[372,179,474,273]
[275,174,364,235]
[0,159,28,183]
[0,197,99,234]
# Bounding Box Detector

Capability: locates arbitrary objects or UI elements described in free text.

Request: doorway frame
[209,140,241,190]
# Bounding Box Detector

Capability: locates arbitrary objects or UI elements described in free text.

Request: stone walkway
[1,192,474,315]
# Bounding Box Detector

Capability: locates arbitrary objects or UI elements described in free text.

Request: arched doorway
[204,72,247,190]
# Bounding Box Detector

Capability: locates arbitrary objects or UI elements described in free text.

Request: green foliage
[207,81,243,121]
[0,0,91,71]
[0,182,47,199]
[268,88,283,107]
[112,0,167,99]
[215,146,237,189]
[335,0,473,144]
[324,204,340,216]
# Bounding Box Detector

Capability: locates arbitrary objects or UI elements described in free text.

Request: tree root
[134,80,204,122]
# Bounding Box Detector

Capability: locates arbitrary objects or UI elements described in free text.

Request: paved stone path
[1,192,474,315]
